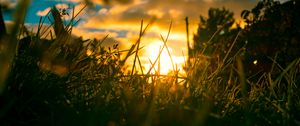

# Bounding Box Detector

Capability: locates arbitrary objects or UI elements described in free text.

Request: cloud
[37,7,51,16]
[35,2,89,21]
[98,8,108,15]
[72,27,119,39]
[80,0,260,35]
[35,3,71,17]
[56,3,69,8]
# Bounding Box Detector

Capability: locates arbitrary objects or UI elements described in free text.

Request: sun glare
[145,41,185,75]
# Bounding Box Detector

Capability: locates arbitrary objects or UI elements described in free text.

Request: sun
[145,41,180,75]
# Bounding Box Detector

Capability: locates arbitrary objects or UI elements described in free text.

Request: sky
[0,0,287,74]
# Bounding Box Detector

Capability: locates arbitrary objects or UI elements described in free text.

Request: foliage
[193,7,236,56]
[240,0,300,75]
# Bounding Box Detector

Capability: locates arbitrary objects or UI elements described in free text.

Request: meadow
[0,0,299,125]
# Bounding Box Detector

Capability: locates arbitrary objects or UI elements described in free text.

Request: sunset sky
[1,0,287,74]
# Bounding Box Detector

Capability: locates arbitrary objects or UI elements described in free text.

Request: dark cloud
[120,7,152,22]
[133,0,259,19]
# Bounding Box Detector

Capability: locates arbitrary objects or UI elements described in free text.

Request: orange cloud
[37,7,51,16]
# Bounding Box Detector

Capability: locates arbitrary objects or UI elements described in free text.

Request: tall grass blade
[0,0,31,94]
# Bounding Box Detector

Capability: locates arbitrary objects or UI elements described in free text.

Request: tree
[193,7,235,56]
[240,0,300,74]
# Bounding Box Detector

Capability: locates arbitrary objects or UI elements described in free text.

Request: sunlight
[144,41,185,75]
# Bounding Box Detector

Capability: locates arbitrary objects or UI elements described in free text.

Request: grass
[1,2,300,126]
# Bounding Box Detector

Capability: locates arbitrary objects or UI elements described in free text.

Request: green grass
[1,2,300,126]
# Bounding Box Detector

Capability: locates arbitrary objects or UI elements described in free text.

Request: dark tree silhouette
[240,0,300,74]
[193,7,235,56]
